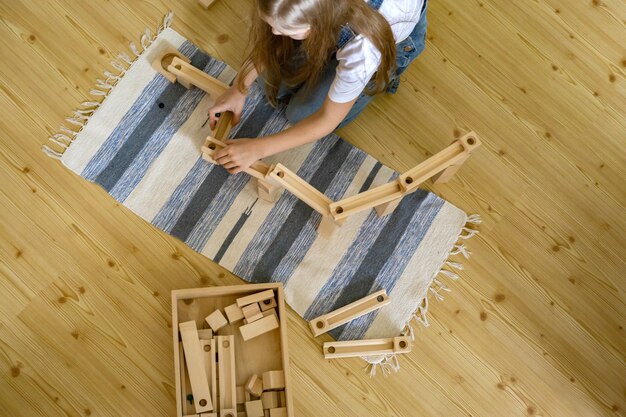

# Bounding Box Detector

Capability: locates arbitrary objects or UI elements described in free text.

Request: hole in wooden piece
[399,340,407,348]
[335,207,343,214]
[405,176,413,184]
[263,299,272,305]
[316,321,325,329]
[199,399,207,407]
[327,346,335,353]
[203,344,211,352]
[223,340,230,348]
[277,171,285,178]
[377,295,384,302]
[467,137,476,145]
[208,143,216,150]
[174,64,182,70]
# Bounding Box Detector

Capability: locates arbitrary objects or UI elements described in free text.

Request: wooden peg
[200,339,217,409]
[245,374,263,397]
[236,289,276,307]
[308,289,391,337]
[267,164,333,216]
[217,335,237,411]
[259,296,277,311]
[179,321,214,413]
[240,314,280,341]
[224,303,245,323]
[323,336,411,359]
[205,309,228,332]
[241,303,263,323]
[261,370,285,391]
[167,57,229,97]
[245,400,265,417]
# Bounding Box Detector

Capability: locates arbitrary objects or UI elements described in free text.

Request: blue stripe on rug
[81,41,198,181]
[332,192,445,340]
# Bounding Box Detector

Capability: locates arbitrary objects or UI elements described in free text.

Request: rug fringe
[399,213,481,344]
[41,11,174,159]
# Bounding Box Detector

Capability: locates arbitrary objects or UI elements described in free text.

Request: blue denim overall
[276,0,428,128]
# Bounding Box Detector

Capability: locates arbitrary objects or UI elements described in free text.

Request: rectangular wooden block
[245,400,265,417]
[224,303,245,323]
[240,314,280,341]
[200,339,217,409]
[245,374,263,397]
[323,336,412,359]
[205,309,228,332]
[179,321,213,413]
[242,302,263,322]
[261,391,280,409]
[262,370,285,391]
[259,296,277,311]
[217,335,237,410]
[236,289,276,307]
[270,408,288,417]
[308,289,390,337]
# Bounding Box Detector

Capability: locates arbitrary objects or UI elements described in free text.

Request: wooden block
[241,303,263,323]
[240,314,280,341]
[179,321,213,412]
[245,374,263,397]
[198,0,218,9]
[236,385,246,404]
[261,308,278,319]
[261,391,280,409]
[264,410,270,417]
[317,215,343,239]
[245,390,252,402]
[200,339,217,409]
[259,296,277,311]
[219,410,236,417]
[238,413,247,417]
[199,414,218,417]
[308,289,390,337]
[205,309,228,332]
[198,328,213,340]
[178,342,190,415]
[269,407,287,417]
[267,164,333,216]
[279,391,286,407]
[224,303,245,323]
[374,196,403,217]
[257,178,282,203]
[217,335,237,410]
[236,290,276,307]
[323,336,412,359]
[262,370,285,391]
[245,400,264,417]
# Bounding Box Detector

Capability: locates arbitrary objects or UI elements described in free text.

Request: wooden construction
[200,339,218,410]
[217,335,237,416]
[308,290,391,337]
[151,49,191,83]
[240,314,280,341]
[179,321,214,413]
[262,371,285,391]
[245,374,263,397]
[323,336,412,360]
[172,284,294,417]
[205,309,228,332]
[236,289,275,307]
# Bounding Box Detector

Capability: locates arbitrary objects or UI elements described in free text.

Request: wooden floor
[1,0,624,416]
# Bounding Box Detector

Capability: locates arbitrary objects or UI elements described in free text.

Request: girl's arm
[213,96,357,174]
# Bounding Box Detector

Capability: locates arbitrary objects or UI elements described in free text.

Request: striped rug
[45,17,478,353]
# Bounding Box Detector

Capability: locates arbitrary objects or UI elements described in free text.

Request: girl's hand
[207,86,246,130]
[213,139,265,174]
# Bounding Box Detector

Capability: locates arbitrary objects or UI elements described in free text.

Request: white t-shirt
[329,0,425,103]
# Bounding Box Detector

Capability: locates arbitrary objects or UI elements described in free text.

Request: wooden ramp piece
[323,336,412,359]
[167,56,229,97]
[200,339,217,410]
[179,321,213,413]
[267,163,332,216]
[217,335,237,414]
[308,289,391,337]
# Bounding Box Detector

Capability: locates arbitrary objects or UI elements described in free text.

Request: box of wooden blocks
[172,283,292,417]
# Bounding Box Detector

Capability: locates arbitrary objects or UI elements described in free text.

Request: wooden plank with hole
[236,289,275,307]
[201,137,271,181]
[267,163,332,216]
[308,289,391,337]
[329,181,404,221]
[179,321,214,413]
[213,111,233,141]
[240,314,280,341]
[217,335,237,412]
[323,336,412,359]
[166,56,229,97]
[151,49,191,83]
[200,339,217,409]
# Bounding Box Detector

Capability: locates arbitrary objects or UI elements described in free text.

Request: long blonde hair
[238,0,396,106]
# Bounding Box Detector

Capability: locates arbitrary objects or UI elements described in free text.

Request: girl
[209,0,428,174]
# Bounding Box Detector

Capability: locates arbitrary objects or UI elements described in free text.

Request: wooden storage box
[172,283,293,417]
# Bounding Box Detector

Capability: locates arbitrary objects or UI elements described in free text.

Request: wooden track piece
[240,314,280,341]
[245,400,265,417]
[205,309,228,332]
[201,137,272,181]
[323,336,412,359]
[167,57,229,97]
[224,303,245,323]
[245,374,263,397]
[179,321,213,412]
[213,111,233,141]
[217,335,237,412]
[200,339,217,409]
[152,50,191,83]
[267,163,332,216]
[262,370,285,391]
[329,181,403,221]
[236,289,276,307]
[308,289,391,337]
